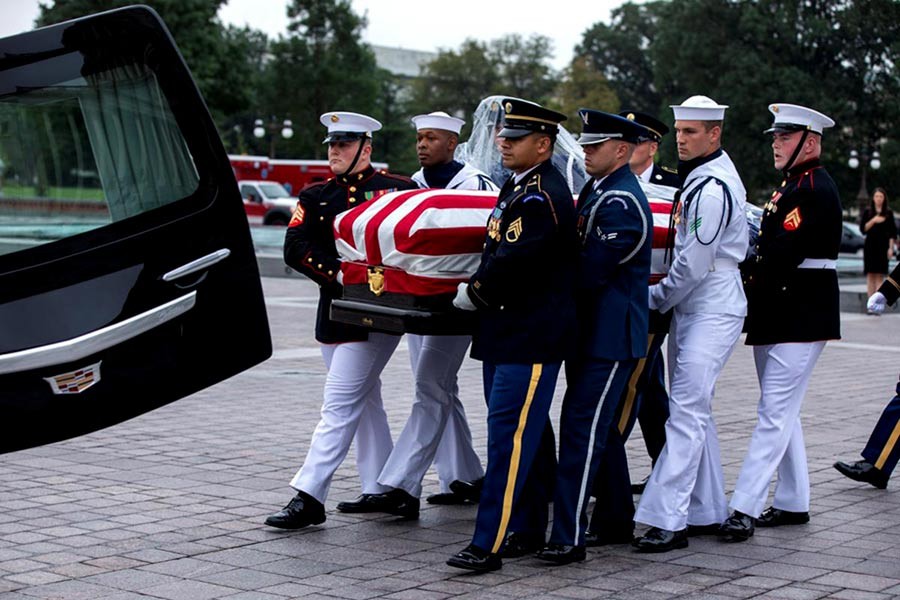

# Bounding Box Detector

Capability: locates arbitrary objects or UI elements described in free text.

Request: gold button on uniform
[349,186,357,192]
[349,197,356,203]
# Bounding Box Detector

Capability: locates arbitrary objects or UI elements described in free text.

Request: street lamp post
[253,117,294,158]
[848,148,881,213]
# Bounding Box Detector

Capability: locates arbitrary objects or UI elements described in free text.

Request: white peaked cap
[765,103,835,135]
[319,111,382,143]
[671,95,729,121]
[411,111,465,134]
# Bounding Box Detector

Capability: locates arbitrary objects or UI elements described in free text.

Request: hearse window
[0,61,199,257]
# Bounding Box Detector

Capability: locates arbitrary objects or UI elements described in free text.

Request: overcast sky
[2,0,626,70]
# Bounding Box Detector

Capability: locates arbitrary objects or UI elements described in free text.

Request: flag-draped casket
[330,188,674,334]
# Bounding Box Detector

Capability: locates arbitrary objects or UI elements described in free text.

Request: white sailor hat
[671,95,728,121]
[319,111,382,143]
[411,111,465,134]
[764,103,835,135]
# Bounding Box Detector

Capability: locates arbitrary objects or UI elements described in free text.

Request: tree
[407,34,559,141]
[37,0,250,124]
[577,0,900,206]
[259,0,382,160]
[553,56,620,124]
[577,2,666,114]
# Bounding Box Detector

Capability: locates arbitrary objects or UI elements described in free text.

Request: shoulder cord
[583,189,649,264]
[683,176,734,246]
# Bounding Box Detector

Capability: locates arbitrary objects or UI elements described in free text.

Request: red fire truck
[229,155,388,197]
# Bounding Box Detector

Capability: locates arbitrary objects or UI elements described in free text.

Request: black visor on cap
[323,131,368,144]
[764,123,810,135]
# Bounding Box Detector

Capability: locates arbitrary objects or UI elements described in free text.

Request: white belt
[710,258,739,272]
[798,258,836,269]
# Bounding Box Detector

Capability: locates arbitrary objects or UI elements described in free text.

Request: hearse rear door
[0,6,272,454]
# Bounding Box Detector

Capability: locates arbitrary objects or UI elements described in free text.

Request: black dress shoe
[717,511,755,542]
[447,544,501,573]
[756,506,809,527]
[336,494,382,513]
[632,527,688,553]
[426,491,474,505]
[536,544,586,565]
[448,477,484,504]
[499,531,545,558]
[631,474,650,495]
[834,460,889,489]
[686,523,721,537]
[264,491,325,529]
[365,489,420,519]
[585,528,633,546]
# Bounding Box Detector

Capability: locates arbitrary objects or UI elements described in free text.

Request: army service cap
[764,103,835,135]
[618,110,669,143]
[320,111,382,143]
[497,98,567,139]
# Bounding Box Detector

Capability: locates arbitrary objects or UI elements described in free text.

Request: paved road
[2,276,900,599]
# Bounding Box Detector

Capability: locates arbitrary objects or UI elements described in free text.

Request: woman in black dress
[860,187,898,301]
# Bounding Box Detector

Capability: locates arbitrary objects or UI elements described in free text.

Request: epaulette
[298,179,328,194]
[377,170,415,185]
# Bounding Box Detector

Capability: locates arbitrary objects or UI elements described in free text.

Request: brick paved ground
[2,276,900,599]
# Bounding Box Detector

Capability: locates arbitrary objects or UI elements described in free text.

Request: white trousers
[729,341,825,517]
[377,334,484,497]
[635,311,743,531]
[290,333,401,503]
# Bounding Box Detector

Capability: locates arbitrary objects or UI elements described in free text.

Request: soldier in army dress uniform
[264,111,417,530]
[834,265,900,489]
[445,98,577,573]
[719,104,842,542]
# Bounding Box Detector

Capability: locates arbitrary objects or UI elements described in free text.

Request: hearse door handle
[162,248,231,283]
[0,292,197,375]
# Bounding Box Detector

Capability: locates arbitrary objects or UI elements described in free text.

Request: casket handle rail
[367,266,385,296]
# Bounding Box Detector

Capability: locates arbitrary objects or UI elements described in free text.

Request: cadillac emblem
[44,361,102,395]
[367,266,385,296]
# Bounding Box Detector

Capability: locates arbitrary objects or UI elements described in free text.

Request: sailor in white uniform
[632,96,748,553]
[352,112,495,516]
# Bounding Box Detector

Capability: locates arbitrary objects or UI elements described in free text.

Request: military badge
[44,362,102,395]
[505,217,523,243]
[367,266,385,296]
[289,204,305,227]
[783,207,802,231]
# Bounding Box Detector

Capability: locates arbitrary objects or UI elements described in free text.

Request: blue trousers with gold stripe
[861,377,900,477]
[472,361,561,554]
[550,356,637,547]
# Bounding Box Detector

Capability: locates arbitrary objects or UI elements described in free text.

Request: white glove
[336,270,344,285]
[648,285,660,311]
[867,291,887,315]
[452,282,477,311]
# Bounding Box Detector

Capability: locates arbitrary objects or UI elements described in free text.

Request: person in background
[860,187,897,304]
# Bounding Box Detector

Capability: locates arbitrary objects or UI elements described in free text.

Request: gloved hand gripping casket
[330,189,497,334]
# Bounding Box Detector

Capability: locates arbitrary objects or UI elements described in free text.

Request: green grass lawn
[0,184,105,202]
